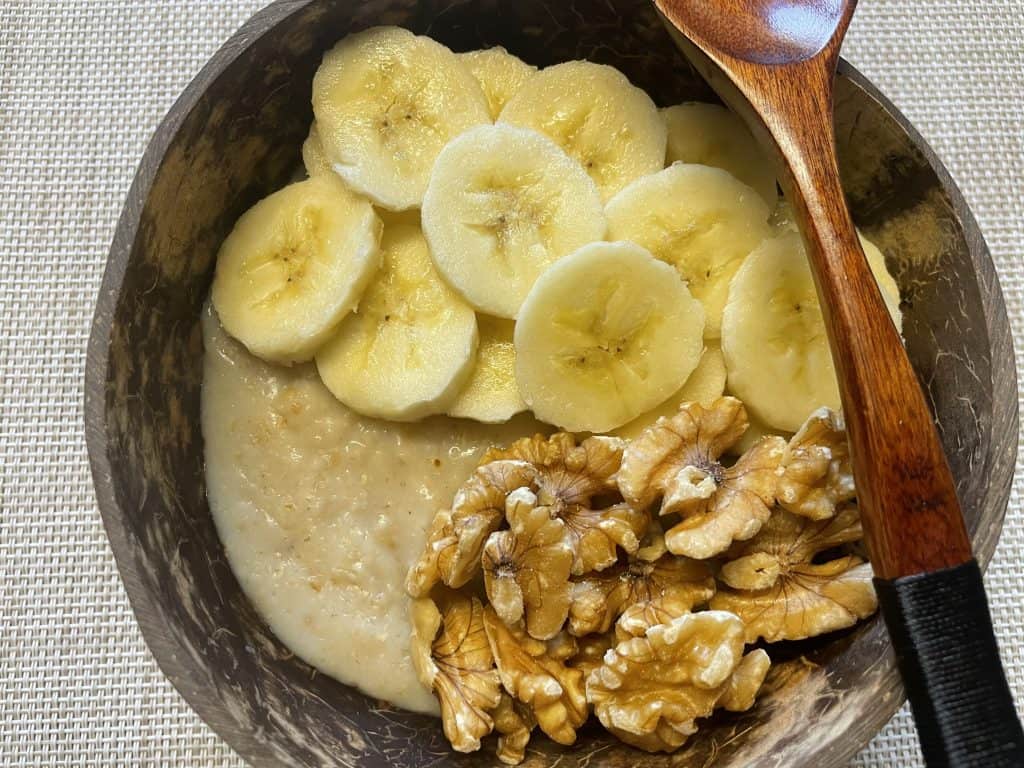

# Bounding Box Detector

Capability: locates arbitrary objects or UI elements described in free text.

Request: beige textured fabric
[1,1,1021,765]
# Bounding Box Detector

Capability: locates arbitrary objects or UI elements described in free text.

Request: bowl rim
[84,2,1019,766]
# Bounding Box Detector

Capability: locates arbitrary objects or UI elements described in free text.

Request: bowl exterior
[85,1,1018,766]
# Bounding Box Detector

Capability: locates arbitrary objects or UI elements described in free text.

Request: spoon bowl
[677,0,849,64]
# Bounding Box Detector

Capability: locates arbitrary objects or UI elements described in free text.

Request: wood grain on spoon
[654,0,973,580]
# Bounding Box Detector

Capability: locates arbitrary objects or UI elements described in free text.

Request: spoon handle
[665,22,976,581]
[766,72,973,582]
[741,56,1024,768]
[877,560,1024,767]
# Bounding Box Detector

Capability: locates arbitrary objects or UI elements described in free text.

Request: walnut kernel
[777,407,855,520]
[410,593,501,753]
[618,397,784,559]
[406,460,537,595]
[485,433,647,574]
[710,506,877,642]
[482,488,573,640]
[568,532,714,636]
[482,605,588,746]
[587,611,770,752]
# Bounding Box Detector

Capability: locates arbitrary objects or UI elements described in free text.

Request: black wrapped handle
[876,560,1024,767]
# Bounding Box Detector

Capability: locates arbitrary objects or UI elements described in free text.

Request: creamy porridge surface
[201,306,540,713]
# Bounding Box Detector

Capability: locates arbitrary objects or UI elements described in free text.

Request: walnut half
[710,506,877,642]
[482,488,573,640]
[618,397,785,560]
[483,605,588,746]
[776,408,855,520]
[586,611,771,752]
[568,531,714,636]
[406,460,538,596]
[485,433,648,575]
[410,592,502,753]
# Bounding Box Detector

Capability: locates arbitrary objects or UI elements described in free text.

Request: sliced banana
[211,175,381,365]
[447,315,526,423]
[663,102,778,205]
[722,230,903,432]
[613,343,727,439]
[422,124,606,318]
[301,122,332,178]
[312,26,491,211]
[458,47,537,119]
[860,233,904,327]
[767,199,900,322]
[498,60,667,201]
[605,163,772,338]
[769,198,798,233]
[514,241,705,433]
[316,215,478,420]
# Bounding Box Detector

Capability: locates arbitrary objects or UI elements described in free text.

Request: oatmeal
[201,306,541,711]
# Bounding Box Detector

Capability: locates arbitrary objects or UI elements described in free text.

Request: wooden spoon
[654,1,1024,765]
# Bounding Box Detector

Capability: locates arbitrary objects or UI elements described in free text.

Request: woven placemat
[1,1,1021,765]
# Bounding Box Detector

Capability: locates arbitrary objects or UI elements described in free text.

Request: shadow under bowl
[85,1,1018,766]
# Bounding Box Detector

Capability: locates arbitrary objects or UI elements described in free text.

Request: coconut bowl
[85,1,1018,766]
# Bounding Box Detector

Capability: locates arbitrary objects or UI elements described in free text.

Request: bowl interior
[86,1,1016,767]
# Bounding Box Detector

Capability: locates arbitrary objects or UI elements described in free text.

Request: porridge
[203,306,542,712]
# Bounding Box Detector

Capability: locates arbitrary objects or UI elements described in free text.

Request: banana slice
[605,163,772,338]
[663,103,778,205]
[211,175,381,365]
[422,124,606,318]
[312,26,491,211]
[770,198,798,233]
[722,231,903,432]
[769,197,900,324]
[514,241,705,433]
[613,343,727,439]
[458,47,537,119]
[498,61,666,201]
[301,122,332,178]
[447,315,526,423]
[860,233,904,326]
[316,215,478,420]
